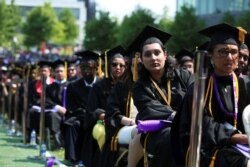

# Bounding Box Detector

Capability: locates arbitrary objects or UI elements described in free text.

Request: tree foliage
[0,0,20,47]
[167,5,206,54]
[22,3,57,47]
[237,11,250,32]
[221,12,236,26]
[84,11,118,52]
[58,9,79,45]
[118,7,156,48]
[158,7,174,32]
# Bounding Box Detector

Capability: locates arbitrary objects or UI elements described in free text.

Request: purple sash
[137,120,172,133]
[233,144,250,159]
[46,157,55,167]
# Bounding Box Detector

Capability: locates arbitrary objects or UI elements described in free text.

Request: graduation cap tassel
[104,51,108,78]
[35,64,39,79]
[97,55,103,78]
[133,53,140,82]
[64,61,68,81]
[237,27,247,44]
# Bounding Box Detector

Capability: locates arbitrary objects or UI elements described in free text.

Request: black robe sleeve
[133,78,174,122]
[105,82,128,128]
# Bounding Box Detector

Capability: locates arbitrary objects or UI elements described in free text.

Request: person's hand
[230,133,248,144]
[57,106,66,115]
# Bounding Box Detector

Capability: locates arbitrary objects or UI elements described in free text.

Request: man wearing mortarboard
[175,49,195,74]
[66,58,78,82]
[44,59,69,149]
[63,50,100,166]
[235,32,250,78]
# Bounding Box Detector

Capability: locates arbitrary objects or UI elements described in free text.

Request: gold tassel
[35,64,39,79]
[114,137,118,151]
[97,55,103,78]
[133,53,140,82]
[111,136,114,151]
[105,50,108,78]
[237,26,247,44]
[64,61,67,81]
[209,150,219,167]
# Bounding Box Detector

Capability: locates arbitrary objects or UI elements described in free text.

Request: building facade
[176,0,250,25]
[177,0,250,15]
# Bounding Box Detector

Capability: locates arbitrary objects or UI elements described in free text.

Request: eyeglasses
[111,63,126,68]
[68,68,76,72]
[215,48,238,58]
[239,53,249,61]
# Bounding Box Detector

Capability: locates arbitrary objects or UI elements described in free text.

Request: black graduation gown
[43,81,69,147]
[27,79,53,133]
[45,81,69,133]
[132,68,193,167]
[99,81,132,167]
[179,75,249,167]
[63,77,98,163]
[83,77,115,167]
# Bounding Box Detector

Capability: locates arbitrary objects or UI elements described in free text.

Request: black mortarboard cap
[127,25,172,53]
[107,45,125,59]
[67,59,77,68]
[244,33,250,49]
[175,49,194,66]
[199,23,247,50]
[52,59,65,69]
[197,41,210,51]
[75,50,99,62]
[38,60,52,68]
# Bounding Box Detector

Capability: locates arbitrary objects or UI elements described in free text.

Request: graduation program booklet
[31,105,57,113]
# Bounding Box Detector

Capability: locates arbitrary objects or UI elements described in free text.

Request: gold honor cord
[150,77,171,106]
[204,73,239,128]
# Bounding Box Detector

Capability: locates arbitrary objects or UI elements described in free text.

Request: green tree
[221,11,236,26]
[158,7,174,33]
[22,3,58,47]
[0,0,20,47]
[84,11,118,52]
[58,9,79,45]
[237,11,250,32]
[118,7,156,47]
[167,5,206,54]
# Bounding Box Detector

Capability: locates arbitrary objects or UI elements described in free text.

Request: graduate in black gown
[63,50,99,166]
[45,59,69,149]
[99,47,141,167]
[85,45,126,167]
[175,49,194,74]
[27,61,55,139]
[179,23,250,167]
[129,25,193,167]
[66,58,78,82]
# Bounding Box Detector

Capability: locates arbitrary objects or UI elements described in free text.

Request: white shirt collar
[84,76,97,87]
